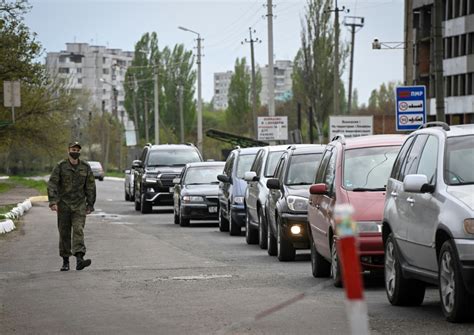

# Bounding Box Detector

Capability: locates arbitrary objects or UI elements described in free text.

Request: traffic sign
[257,116,288,141]
[395,86,426,131]
[3,81,21,107]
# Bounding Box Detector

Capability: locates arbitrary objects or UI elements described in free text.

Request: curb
[0,196,47,234]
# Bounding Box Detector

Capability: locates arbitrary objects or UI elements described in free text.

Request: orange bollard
[335,204,370,335]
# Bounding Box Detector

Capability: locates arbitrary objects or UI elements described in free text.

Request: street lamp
[178,25,203,153]
[372,39,405,49]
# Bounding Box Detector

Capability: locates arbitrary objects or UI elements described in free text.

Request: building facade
[259,60,293,106]
[46,43,134,123]
[213,71,233,110]
[408,0,474,123]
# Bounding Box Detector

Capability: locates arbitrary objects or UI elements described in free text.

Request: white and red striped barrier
[335,204,370,335]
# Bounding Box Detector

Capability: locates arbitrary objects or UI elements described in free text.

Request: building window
[469,33,474,54]
[460,74,466,96]
[446,37,452,58]
[462,0,468,15]
[58,67,69,74]
[453,75,459,96]
[445,76,452,97]
[470,0,474,14]
[103,68,110,75]
[78,78,82,84]
[103,57,107,64]
[103,89,107,95]
[460,34,467,56]
[77,68,82,73]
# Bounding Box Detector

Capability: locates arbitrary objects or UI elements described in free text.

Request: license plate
[208,206,217,213]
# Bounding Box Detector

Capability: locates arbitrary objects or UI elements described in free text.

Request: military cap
[68,141,82,149]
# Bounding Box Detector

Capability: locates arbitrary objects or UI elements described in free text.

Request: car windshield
[264,151,285,177]
[286,153,322,185]
[343,146,400,191]
[236,154,257,178]
[147,149,201,166]
[184,166,223,185]
[88,162,102,169]
[444,135,474,185]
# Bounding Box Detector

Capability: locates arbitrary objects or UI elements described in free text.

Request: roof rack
[331,134,346,145]
[234,145,241,150]
[185,142,195,146]
[418,122,450,131]
[287,145,296,150]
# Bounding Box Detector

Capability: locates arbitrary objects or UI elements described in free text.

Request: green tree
[292,0,347,142]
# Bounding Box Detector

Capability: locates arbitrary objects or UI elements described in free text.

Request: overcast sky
[26,0,404,105]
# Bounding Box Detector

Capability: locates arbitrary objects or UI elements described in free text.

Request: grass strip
[8,176,48,195]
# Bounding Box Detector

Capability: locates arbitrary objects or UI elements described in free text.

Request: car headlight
[287,196,308,212]
[356,221,382,233]
[233,197,244,204]
[144,177,157,183]
[182,195,205,203]
[464,219,474,234]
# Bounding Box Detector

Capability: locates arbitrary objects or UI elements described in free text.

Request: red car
[307,134,405,287]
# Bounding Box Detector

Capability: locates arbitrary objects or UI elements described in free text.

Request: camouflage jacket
[48,159,96,212]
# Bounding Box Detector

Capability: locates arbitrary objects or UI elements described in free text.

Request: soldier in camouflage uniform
[48,142,96,271]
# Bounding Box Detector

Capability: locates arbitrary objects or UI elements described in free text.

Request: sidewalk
[0,183,41,206]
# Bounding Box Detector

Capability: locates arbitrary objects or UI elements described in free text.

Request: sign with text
[3,81,21,107]
[257,116,288,141]
[395,85,426,131]
[329,116,373,140]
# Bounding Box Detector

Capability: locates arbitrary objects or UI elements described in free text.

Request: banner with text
[329,116,373,140]
[257,116,288,141]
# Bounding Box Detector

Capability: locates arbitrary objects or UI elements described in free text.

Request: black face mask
[69,152,80,160]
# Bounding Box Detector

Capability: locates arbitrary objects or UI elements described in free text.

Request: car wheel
[310,234,330,278]
[245,209,258,244]
[331,239,343,287]
[218,206,229,232]
[125,192,130,201]
[99,177,104,181]
[384,233,425,306]
[439,240,474,322]
[229,210,241,236]
[140,194,152,214]
[277,217,295,261]
[258,207,268,250]
[179,211,190,227]
[267,220,277,256]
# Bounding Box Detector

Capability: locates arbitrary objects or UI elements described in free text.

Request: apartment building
[213,71,233,110]
[409,0,474,123]
[259,60,293,106]
[46,43,134,122]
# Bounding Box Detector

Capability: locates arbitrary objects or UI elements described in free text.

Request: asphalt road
[0,179,473,334]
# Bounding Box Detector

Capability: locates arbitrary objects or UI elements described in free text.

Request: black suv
[265,144,325,261]
[134,144,203,213]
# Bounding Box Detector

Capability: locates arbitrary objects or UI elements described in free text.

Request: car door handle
[406,197,415,204]
[391,191,398,197]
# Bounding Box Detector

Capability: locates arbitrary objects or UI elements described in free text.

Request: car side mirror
[266,178,281,190]
[217,174,231,183]
[244,171,259,182]
[132,160,142,168]
[403,174,434,193]
[309,183,328,195]
[173,178,181,185]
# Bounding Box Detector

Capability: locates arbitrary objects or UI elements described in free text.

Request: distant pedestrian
[47,142,96,271]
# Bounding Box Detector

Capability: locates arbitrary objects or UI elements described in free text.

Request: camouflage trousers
[57,204,87,257]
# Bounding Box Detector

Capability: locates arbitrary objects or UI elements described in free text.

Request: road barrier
[0,198,34,234]
[335,204,370,335]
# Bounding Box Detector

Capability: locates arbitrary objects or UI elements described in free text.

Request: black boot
[75,252,92,270]
[60,257,69,271]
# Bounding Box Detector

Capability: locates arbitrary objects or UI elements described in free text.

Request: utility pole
[433,0,445,121]
[404,0,414,85]
[327,0,348,116]
[153,64,160,144]
[144,91,149,143]
[344,16,364,115]
[178,85,185,143]
[196,36,203,152]
[242,27,261,138]
[266,0,275,117]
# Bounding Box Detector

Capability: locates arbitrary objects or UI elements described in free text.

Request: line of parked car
[123,122,474,323]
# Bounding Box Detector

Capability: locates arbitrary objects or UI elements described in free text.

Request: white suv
[383,122,474,322]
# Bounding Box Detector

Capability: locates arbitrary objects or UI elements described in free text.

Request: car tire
[218,206,229,232]
[229,210,241,236]
[310,234,330,278]
[438,240,474,322]
[277,217,295,261]
[125,192,130,201]
[331,239,343,287]
[258,207,268,250]
[179,212,190,227]
[245,210,258,244]
[267,220,277,256]
[99,177,104,181]
[140,194,152,214]
[384,233,425,306]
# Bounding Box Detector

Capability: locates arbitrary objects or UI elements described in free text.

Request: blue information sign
[395,86,426,131]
